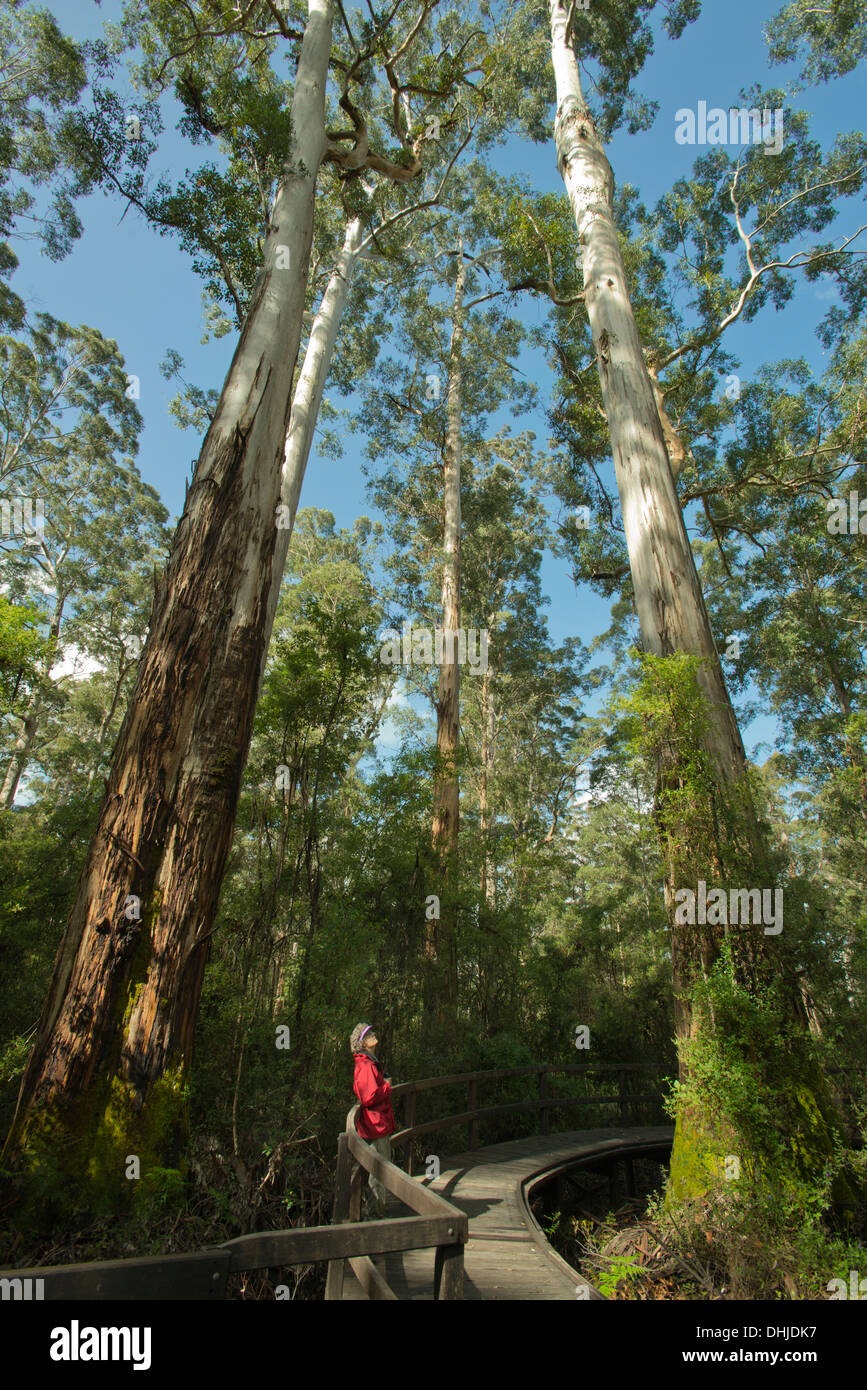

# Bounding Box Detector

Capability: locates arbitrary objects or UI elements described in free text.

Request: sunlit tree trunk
[479,666,496,909]
[85,659,132,793]
[1,693,40,807]
[549,5,745,783]
[261,215,365,651]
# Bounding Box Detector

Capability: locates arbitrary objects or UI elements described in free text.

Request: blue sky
[14,0,864,767]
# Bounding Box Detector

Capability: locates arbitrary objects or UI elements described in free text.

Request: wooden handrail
[329,1062,670,1300]
[388,1061,666,1099]
[324,1101,467,1299]
[1,1216,461,1300]
[390,1093,663,1148]
[344,1104,466,1220]
[387,1062,670,1157]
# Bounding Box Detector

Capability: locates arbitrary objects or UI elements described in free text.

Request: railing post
[405,1087,417,1176]
[538,1068,550,1135]
[434,1235,464,1300]
[324,1132,351,1301]
[617,1068,628,1125]
[468,1078,479,1149]
[349,1161,363,1223]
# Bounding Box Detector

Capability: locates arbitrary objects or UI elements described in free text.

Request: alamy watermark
[826,492,866,536]
[0,1275,44,1299]
[674,881,783,935]
[379,623,489,674]
[827,1270,866,1299]
[49,1322,151,1370]
[0,496,44,542]
[675,103,784,155]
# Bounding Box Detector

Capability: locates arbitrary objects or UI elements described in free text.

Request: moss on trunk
[17,1066,189,1228]
[9,915,190,1228]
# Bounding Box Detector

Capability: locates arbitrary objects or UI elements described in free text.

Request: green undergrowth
[647,1155,867,1300]
[537,1147,866,1300]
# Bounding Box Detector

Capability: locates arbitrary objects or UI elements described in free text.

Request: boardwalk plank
[340,1125,673,1301]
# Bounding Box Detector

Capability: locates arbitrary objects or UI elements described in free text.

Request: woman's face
[367,1032,378,1050]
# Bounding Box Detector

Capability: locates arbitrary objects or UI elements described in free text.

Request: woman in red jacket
[350,1022,397,1217]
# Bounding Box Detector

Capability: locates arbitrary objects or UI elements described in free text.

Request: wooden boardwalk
[341,1125,674,1300]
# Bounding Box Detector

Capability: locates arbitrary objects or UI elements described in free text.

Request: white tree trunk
[549,0,746,786]
[1,692,40,807]
[260,215,365,653]
[1,589,66,807]
[479,666,496,908]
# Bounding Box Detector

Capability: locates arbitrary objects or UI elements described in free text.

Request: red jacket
[352,1051,396,1139]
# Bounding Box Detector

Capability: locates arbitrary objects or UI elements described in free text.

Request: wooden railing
[0,1062,667,1301]
[323,1061,669,1299]
[323,1100,467,1300]
[389,1062,669,1175]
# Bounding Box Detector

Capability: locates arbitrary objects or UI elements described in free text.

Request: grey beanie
[350,1022,374,1052]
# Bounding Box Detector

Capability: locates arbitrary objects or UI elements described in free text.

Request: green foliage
[0,0,102,324]
[0,795,100,1136]
[766,0,867,86]
[594,1253,643,1299]
[667,941,843,1180]
[0,595,51,713]
[131,1166,187,1219]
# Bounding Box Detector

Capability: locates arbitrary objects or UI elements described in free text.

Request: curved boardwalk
[341,1125,674,1300]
